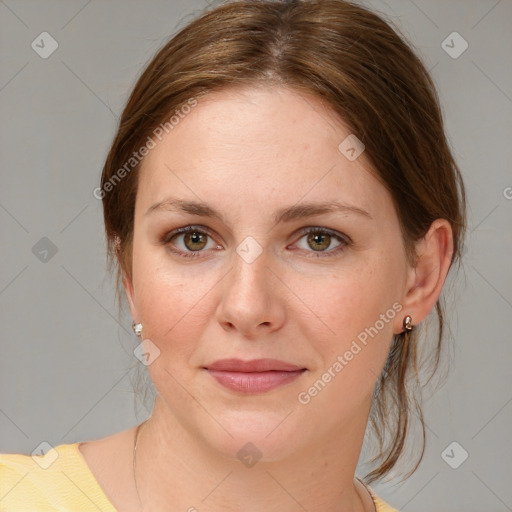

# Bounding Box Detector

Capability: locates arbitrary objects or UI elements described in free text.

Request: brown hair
[100,0,466,484]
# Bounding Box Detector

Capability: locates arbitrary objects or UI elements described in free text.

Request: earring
[132,322,143,338]
[402,315,413,332]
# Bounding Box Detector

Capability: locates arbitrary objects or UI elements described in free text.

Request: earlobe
[122,273,139,321]
[397,219,454,331]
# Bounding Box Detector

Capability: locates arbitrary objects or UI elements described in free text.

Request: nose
[216,247,286,338]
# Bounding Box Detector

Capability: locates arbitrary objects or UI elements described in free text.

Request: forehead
[136,85,391,220]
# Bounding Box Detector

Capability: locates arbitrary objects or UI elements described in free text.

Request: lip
[205,358,305,372]
[204,358,307,393]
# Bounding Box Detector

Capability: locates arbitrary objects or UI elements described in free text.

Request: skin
[81,85,453,512]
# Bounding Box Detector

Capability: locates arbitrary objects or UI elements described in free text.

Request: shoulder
[368,487,401,512]
[0,444,117,511]
[373,494,401,512]
[358,478,400,512]
[0,445,73,510]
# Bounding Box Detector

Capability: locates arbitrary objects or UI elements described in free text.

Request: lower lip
[206,369,306,393]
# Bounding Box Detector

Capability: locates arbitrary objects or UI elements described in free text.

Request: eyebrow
[145,198,372,224]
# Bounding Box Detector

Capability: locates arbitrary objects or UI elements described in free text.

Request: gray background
[0,1,511,510]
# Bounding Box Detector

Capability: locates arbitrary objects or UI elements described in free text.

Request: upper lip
[205,358,306,372]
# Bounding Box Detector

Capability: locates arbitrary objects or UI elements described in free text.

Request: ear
[122,272,139,322]
[395,218,454,333]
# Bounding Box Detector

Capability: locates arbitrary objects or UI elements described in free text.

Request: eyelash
[161,225,352,259]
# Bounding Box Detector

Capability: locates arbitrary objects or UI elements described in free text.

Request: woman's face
[125,85,414,460]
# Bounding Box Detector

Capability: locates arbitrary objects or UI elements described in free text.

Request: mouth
[203,358,307,394]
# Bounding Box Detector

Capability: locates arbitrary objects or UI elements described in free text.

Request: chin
[198,409,307,464]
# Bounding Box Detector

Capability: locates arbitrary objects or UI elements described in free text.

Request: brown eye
[163,226,219,259]
[307,232,331,251]
[183,231,208,251]
[294,227,351,257]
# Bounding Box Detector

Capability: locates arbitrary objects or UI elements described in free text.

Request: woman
[0,0,466,511]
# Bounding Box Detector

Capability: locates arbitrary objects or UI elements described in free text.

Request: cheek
[294,250,403,381]
[295,278,398,416]
[131,249,201,354]
[131,244,232,369]
[304,255,399,331]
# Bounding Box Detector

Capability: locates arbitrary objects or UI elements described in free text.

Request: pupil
[309,233,329,251]
[186,232,206,250]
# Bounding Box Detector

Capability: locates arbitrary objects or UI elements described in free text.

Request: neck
[133,396,375,512]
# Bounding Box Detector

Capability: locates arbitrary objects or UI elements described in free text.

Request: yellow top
[0,443,399,511]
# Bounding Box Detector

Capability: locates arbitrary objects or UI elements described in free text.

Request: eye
[161,225,351,260]
[292,227,351,257]
[162,226,220,259]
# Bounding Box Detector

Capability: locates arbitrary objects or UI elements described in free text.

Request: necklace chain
[132,421,375,512]
[133,420,146,508]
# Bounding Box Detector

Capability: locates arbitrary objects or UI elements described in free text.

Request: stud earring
[402,315,413,332]
[132,322,143,338]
